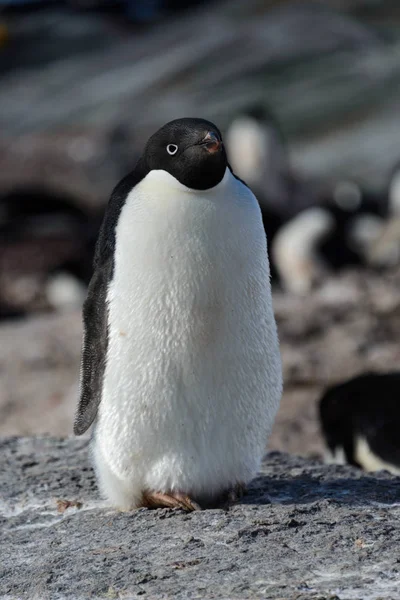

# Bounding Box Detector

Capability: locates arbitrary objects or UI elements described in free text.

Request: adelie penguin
[74,118,283,511]
[319,372,400,475]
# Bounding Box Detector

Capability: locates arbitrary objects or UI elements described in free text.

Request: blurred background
[1,0,400,462]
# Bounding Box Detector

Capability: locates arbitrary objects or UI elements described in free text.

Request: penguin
[270,179,386,294]
[271,207,335,295]
[225,105,323,219]
[319,372,400,475]
[74,117,282,511]
[225,105,290,210]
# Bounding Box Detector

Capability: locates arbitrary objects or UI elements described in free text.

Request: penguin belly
[93,169,282,509]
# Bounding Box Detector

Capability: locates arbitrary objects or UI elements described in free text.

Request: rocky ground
[1,437,400,600]
[1,266,400,460]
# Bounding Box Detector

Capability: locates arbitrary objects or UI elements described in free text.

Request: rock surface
[1,436,400,600]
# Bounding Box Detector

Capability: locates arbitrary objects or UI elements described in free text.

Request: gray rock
[1,437,400,599]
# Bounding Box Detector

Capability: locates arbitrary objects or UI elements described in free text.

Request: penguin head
[143,118,227,190]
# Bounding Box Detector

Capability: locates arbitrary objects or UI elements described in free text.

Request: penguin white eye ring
[167,144,178,155]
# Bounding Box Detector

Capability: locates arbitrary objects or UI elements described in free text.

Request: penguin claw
[142,491,201,512]
[173,493,202,512]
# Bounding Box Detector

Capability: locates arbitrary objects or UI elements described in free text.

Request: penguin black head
[142,118,227,190]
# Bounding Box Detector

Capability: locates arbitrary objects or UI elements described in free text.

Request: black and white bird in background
[319,372,400,475]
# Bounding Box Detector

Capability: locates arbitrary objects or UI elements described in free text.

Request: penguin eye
[166,144,178,156]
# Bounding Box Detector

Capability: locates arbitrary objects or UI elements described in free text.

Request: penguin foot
[142,491,201,512]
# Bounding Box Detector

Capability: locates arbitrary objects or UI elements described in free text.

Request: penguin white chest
[95,169,282,508]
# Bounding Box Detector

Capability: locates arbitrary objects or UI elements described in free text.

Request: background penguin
[273,182,386,294]
[319,372,400,475]
[74,117,282,511]
[316,180,386,272]
[225,105,291,213]
[271,207,334,295]
[0,186,100,317]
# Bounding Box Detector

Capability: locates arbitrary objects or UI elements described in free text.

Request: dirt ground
[1,266,400,458]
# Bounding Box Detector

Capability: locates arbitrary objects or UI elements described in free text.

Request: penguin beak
[200,131,222,154]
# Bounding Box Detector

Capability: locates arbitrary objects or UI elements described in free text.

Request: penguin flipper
[74,259,112,435]
[74,162,148,435]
